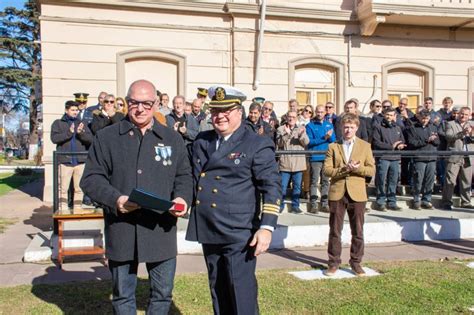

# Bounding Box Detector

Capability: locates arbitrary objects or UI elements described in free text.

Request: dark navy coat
[186,124,281,244]
[80,118,193,262]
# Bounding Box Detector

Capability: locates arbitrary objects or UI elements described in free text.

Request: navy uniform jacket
[186,124,281,244]
[80,118,193,262]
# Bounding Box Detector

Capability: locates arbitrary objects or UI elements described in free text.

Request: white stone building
[39,0,474,202]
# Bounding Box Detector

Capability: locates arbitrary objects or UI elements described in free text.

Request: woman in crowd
[298,105,314,127]
[116,97,128,115]
[90,94,125,135]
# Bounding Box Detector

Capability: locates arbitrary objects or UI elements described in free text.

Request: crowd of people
[50,82,473,314]
[51,88,474,214]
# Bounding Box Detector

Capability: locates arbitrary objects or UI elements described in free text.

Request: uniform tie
[217,137,227,151]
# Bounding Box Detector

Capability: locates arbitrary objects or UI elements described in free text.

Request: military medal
[162,147,169,166]
[155,143,164,162]
[165,146,172,165]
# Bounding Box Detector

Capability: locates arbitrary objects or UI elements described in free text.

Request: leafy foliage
[0,0,41,145]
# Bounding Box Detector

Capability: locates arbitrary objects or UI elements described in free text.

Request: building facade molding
[288,56,346,112]
[468,66,474,109]
[381,60,435,100]
[225,2,354,22]
[116,48,187,97]
[40,0,227,15]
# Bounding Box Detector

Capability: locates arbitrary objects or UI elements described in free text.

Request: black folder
[128,188,173,214]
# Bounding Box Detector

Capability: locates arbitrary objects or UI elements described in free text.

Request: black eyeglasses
[104,100,115,104]
[126,98,155,110]
[304,109,313,113]
[262,107,272,111]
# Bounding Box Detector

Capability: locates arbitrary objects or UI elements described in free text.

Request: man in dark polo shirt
[186,86,281,315]
[80,80,192,314]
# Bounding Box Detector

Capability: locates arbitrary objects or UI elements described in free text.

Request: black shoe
[387,205,402,211]
[374,204,387,212]
[421,202,433,210]
[290,207,303,214]
[412,202,421,210]
[442,204,452,210]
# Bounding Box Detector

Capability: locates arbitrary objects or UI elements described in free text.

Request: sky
[0,0,25,10]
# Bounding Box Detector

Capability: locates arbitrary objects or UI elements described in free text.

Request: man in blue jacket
[306,104,336,213]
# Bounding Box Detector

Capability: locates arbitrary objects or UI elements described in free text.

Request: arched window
[382,61,434,111]
[289,57,345,112]
[116,49,186,97]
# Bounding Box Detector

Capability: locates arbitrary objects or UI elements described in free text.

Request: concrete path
[0,179,473,287]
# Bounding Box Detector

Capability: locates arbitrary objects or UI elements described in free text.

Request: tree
[0,0,41,159]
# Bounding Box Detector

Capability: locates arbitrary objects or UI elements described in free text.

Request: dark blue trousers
[202,242,258,315]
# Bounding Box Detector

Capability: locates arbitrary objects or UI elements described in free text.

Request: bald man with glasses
[81,80,192,314]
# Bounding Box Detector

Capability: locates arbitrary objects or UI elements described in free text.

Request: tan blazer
[444,120,474,164]
[323,137,375,202]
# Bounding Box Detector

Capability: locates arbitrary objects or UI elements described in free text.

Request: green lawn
[0,217,17,233]
[0,260,472,314]
[0,172,42,197]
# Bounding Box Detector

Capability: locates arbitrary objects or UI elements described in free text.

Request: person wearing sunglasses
[364,99,382,119]
[261,100,279,130]
[90,94,125,135]
[115,96,128,115]
[324,101,337,125]
[81,80,192,314]
[298,105,314,127]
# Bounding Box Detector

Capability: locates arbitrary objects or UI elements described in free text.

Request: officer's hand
[116,195,140,214]
[250,229,272,256]
[170,197,188,217]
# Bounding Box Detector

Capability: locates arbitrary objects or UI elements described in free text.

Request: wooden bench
[53,210,105,268]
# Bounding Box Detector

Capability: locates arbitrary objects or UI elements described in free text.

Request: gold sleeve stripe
[264,203,280,210]
[263,209,279,215]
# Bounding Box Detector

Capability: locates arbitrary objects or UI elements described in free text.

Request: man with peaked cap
[74,92,94,126]
[186,85,281,315]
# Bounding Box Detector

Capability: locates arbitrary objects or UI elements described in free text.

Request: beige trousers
[59,163,85,211]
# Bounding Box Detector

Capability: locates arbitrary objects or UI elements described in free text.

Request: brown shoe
[308,204,319,214]
[350,263,366,277]
[324,265,338,276]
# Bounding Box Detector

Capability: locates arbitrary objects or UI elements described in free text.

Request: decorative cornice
[39,0,356,23]
[39,0,227,15]
[225,2,355,21]
[371,2,474,17]
[39,15,232,33]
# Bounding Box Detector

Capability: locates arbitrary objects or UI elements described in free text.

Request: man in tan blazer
[323,113,375,276]
[441,106,474,209]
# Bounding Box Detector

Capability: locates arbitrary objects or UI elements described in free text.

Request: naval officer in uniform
[186,86,281,315]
